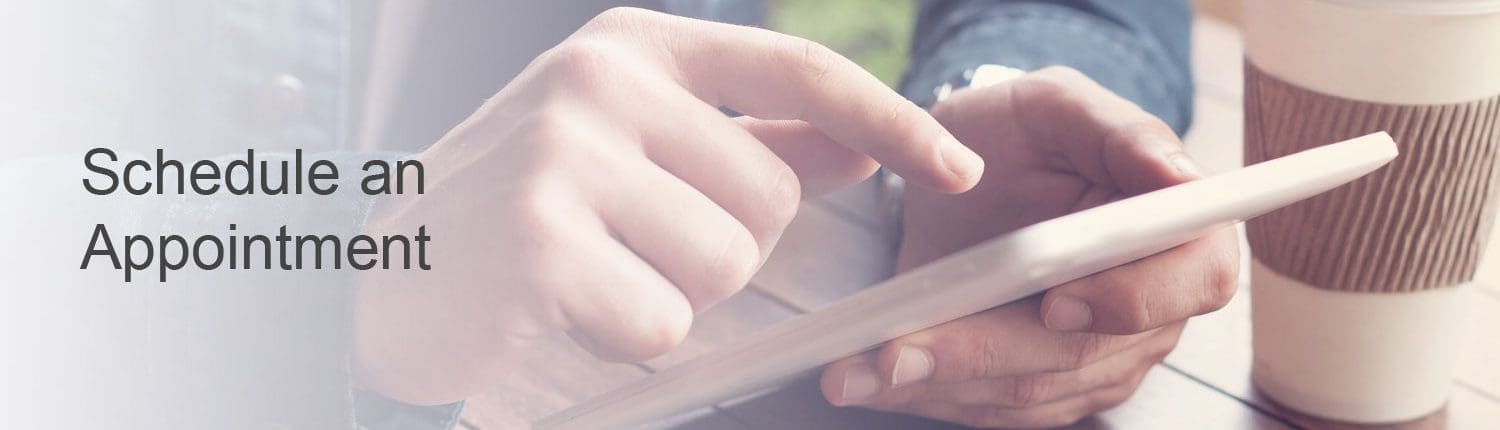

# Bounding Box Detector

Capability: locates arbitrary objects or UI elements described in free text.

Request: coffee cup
[1241,0,1500,423]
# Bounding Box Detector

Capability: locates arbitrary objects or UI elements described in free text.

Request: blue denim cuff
[901,2,1194,134]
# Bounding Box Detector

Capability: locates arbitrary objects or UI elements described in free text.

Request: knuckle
[1117,285,1156,334]
[1145,347,1173,369]
[999,375,1051,409]
[1130,363,1157,388]
[1066,334,1109,371]
[780,37,838,90]
[588,6,656,29]
[1135,347,1169,378]
[1205,243,1241,311]
[518,112,589,165]
[871,98,924,142]
[632,308,692,359]
[1110,360,1153,391]
[884,98,917,124]
[507,181,564,241]
[504,186,574,295]
[525,110,575,142]
[1098,389,1134,412]
[762,166,802,229]
[698,231,760,303]
[967,334,1009,379]
[1095,376,1148,413]
[539,40,622,88]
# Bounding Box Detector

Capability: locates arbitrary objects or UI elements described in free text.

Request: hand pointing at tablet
[821,67,1240,428]
[350,8,983,405]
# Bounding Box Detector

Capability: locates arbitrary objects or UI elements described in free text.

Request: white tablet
[538,132,1399,429]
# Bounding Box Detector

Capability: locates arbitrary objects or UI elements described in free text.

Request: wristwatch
[932,64,1028,102]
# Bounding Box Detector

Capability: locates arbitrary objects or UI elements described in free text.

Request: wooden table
[459,17,1500,429]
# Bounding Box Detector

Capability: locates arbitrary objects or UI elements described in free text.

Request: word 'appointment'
[78,148,432,282]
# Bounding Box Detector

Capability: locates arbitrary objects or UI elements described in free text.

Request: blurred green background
[767,0,917,88]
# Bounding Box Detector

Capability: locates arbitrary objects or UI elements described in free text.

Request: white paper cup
[1243,0,1500,423]
[1245,0,1500,105]
[1249,261,1464,422]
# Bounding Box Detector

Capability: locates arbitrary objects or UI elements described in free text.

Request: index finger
[591,8,982,193]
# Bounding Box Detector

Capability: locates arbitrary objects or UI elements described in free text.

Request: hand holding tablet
[539,132,1400,429]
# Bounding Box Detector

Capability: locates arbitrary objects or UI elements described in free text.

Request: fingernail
[1044,295,1092,332]
[838,361,881,405]
[939,136,984,184]
[1153,135,1202,179]
[890,346,933,388]
[1169,153,1204,179]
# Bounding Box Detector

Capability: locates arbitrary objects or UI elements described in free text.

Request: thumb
[1009,67,1204,195]
[821,299,1118,405]
[738,118,881,197]
[1039,226,1241,335]
[1099,129,1205,194]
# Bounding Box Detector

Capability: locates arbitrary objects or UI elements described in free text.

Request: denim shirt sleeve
[901,0,1195,134]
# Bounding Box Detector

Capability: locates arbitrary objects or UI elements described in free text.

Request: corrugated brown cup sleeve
[1244,61,1500,293]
